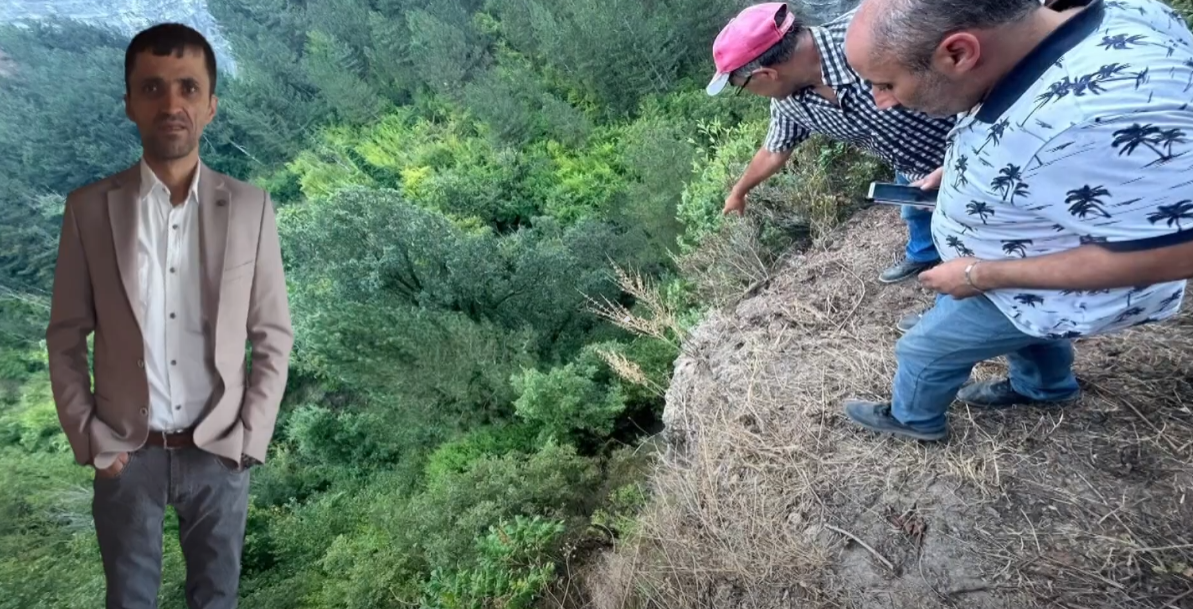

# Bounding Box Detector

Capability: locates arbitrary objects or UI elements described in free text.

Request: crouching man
[840,0,1193,440]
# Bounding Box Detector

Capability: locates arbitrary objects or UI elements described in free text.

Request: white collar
[139,158,201,203]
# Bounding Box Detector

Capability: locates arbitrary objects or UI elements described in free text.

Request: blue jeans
[891,294,1080,432]
[895,173,939,264]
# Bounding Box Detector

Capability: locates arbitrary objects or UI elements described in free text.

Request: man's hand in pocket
[95,452,129,479]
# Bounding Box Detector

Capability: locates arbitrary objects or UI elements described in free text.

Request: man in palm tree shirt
[837,0,1193,441]
[708,3,956,286]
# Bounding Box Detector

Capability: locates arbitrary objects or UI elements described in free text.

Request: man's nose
[162,86,186,114]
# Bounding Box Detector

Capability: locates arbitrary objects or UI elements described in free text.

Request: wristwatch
[240,454,262,470]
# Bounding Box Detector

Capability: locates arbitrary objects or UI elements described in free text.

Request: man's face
[844,14,984,117]
[864,60,969,118]
[124,47,217,163]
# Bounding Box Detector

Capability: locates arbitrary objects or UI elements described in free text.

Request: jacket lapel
[198,162,231,344]
[107,165,143,330]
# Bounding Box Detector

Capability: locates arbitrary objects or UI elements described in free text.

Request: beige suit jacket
[45,161,293,466]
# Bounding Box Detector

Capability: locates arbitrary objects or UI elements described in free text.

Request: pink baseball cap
[707,3,797,96]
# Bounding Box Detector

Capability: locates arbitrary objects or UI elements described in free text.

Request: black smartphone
[866,182,938,208]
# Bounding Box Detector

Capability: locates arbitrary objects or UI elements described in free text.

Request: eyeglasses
[735,73,754,96]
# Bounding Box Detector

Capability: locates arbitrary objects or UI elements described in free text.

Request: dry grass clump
[676,136,887,309]
[583,206,1193,609]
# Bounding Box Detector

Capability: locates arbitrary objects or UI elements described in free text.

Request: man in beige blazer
[45,23,292,608]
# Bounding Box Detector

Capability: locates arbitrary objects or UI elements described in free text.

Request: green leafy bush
[512,363,627,444]
[676,119,771,252]
[421,515,565,609]
[424,425,539,484]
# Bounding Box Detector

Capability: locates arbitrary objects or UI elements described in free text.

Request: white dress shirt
[136,159,217,433]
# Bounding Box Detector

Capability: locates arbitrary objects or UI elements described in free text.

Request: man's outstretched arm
[724,147,794,214]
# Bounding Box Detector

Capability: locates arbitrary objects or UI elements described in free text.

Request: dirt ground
[580,206,1193,609]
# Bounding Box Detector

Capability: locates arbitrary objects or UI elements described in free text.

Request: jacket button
[217,199,227,207]
[140,408,148,416]
[137,359,144,368]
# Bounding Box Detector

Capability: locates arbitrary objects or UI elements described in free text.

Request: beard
[902,69,970,118]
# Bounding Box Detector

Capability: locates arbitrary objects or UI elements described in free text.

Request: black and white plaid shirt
[763,9,956,181]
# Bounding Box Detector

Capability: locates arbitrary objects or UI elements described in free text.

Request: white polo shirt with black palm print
[934,0,1193,339]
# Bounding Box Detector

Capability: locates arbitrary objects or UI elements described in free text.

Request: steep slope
[588,206,1193,608]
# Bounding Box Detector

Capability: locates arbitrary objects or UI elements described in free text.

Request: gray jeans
[92,444,250,609]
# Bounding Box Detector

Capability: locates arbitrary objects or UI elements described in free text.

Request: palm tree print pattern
[1146,200,1193,229]
[1114,306,1146,323]
[1112,123,1189,165]
[991,164,1030,204]
[1159,289,1183,309]
[974,118,1010,154]
[1047,330,1085,340]
[1002,239,1032,258]
[966,200,994,224]
[1066,185,1113,219]
[1015,293,1045,307]
[952,155,969,189]
[1021,63,1151,125]
[1098,33,1170,53]
[945,236,975,257]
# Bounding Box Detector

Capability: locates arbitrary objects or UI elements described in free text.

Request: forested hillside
[10,0,1193,606]
[0,0,886,607]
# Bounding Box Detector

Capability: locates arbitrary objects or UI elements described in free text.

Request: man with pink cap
[708,2,957,307]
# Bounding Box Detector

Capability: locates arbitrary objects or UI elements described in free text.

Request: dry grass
[579,206,1193,609]
[586,262,687,348]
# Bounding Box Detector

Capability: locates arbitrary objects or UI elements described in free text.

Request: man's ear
[756,66,782,83]
[208,94,219,124]
[124,93,133,122]
[936,32,981,75]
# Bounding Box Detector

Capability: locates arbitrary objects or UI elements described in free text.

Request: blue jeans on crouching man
[891,294,1081,433]
[896,172,938,265]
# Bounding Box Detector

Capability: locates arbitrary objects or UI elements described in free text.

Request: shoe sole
[956,394,1082,409]
[878,273,917,284]
[844,413,948,441]
[853,424,948,442]
[879,261,941,284]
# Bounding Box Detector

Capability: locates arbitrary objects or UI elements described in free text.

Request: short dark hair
[730,4,807,82]
[124,23,218,95]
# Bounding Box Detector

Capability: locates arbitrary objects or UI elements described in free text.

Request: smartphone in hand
[866,182,938,209]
